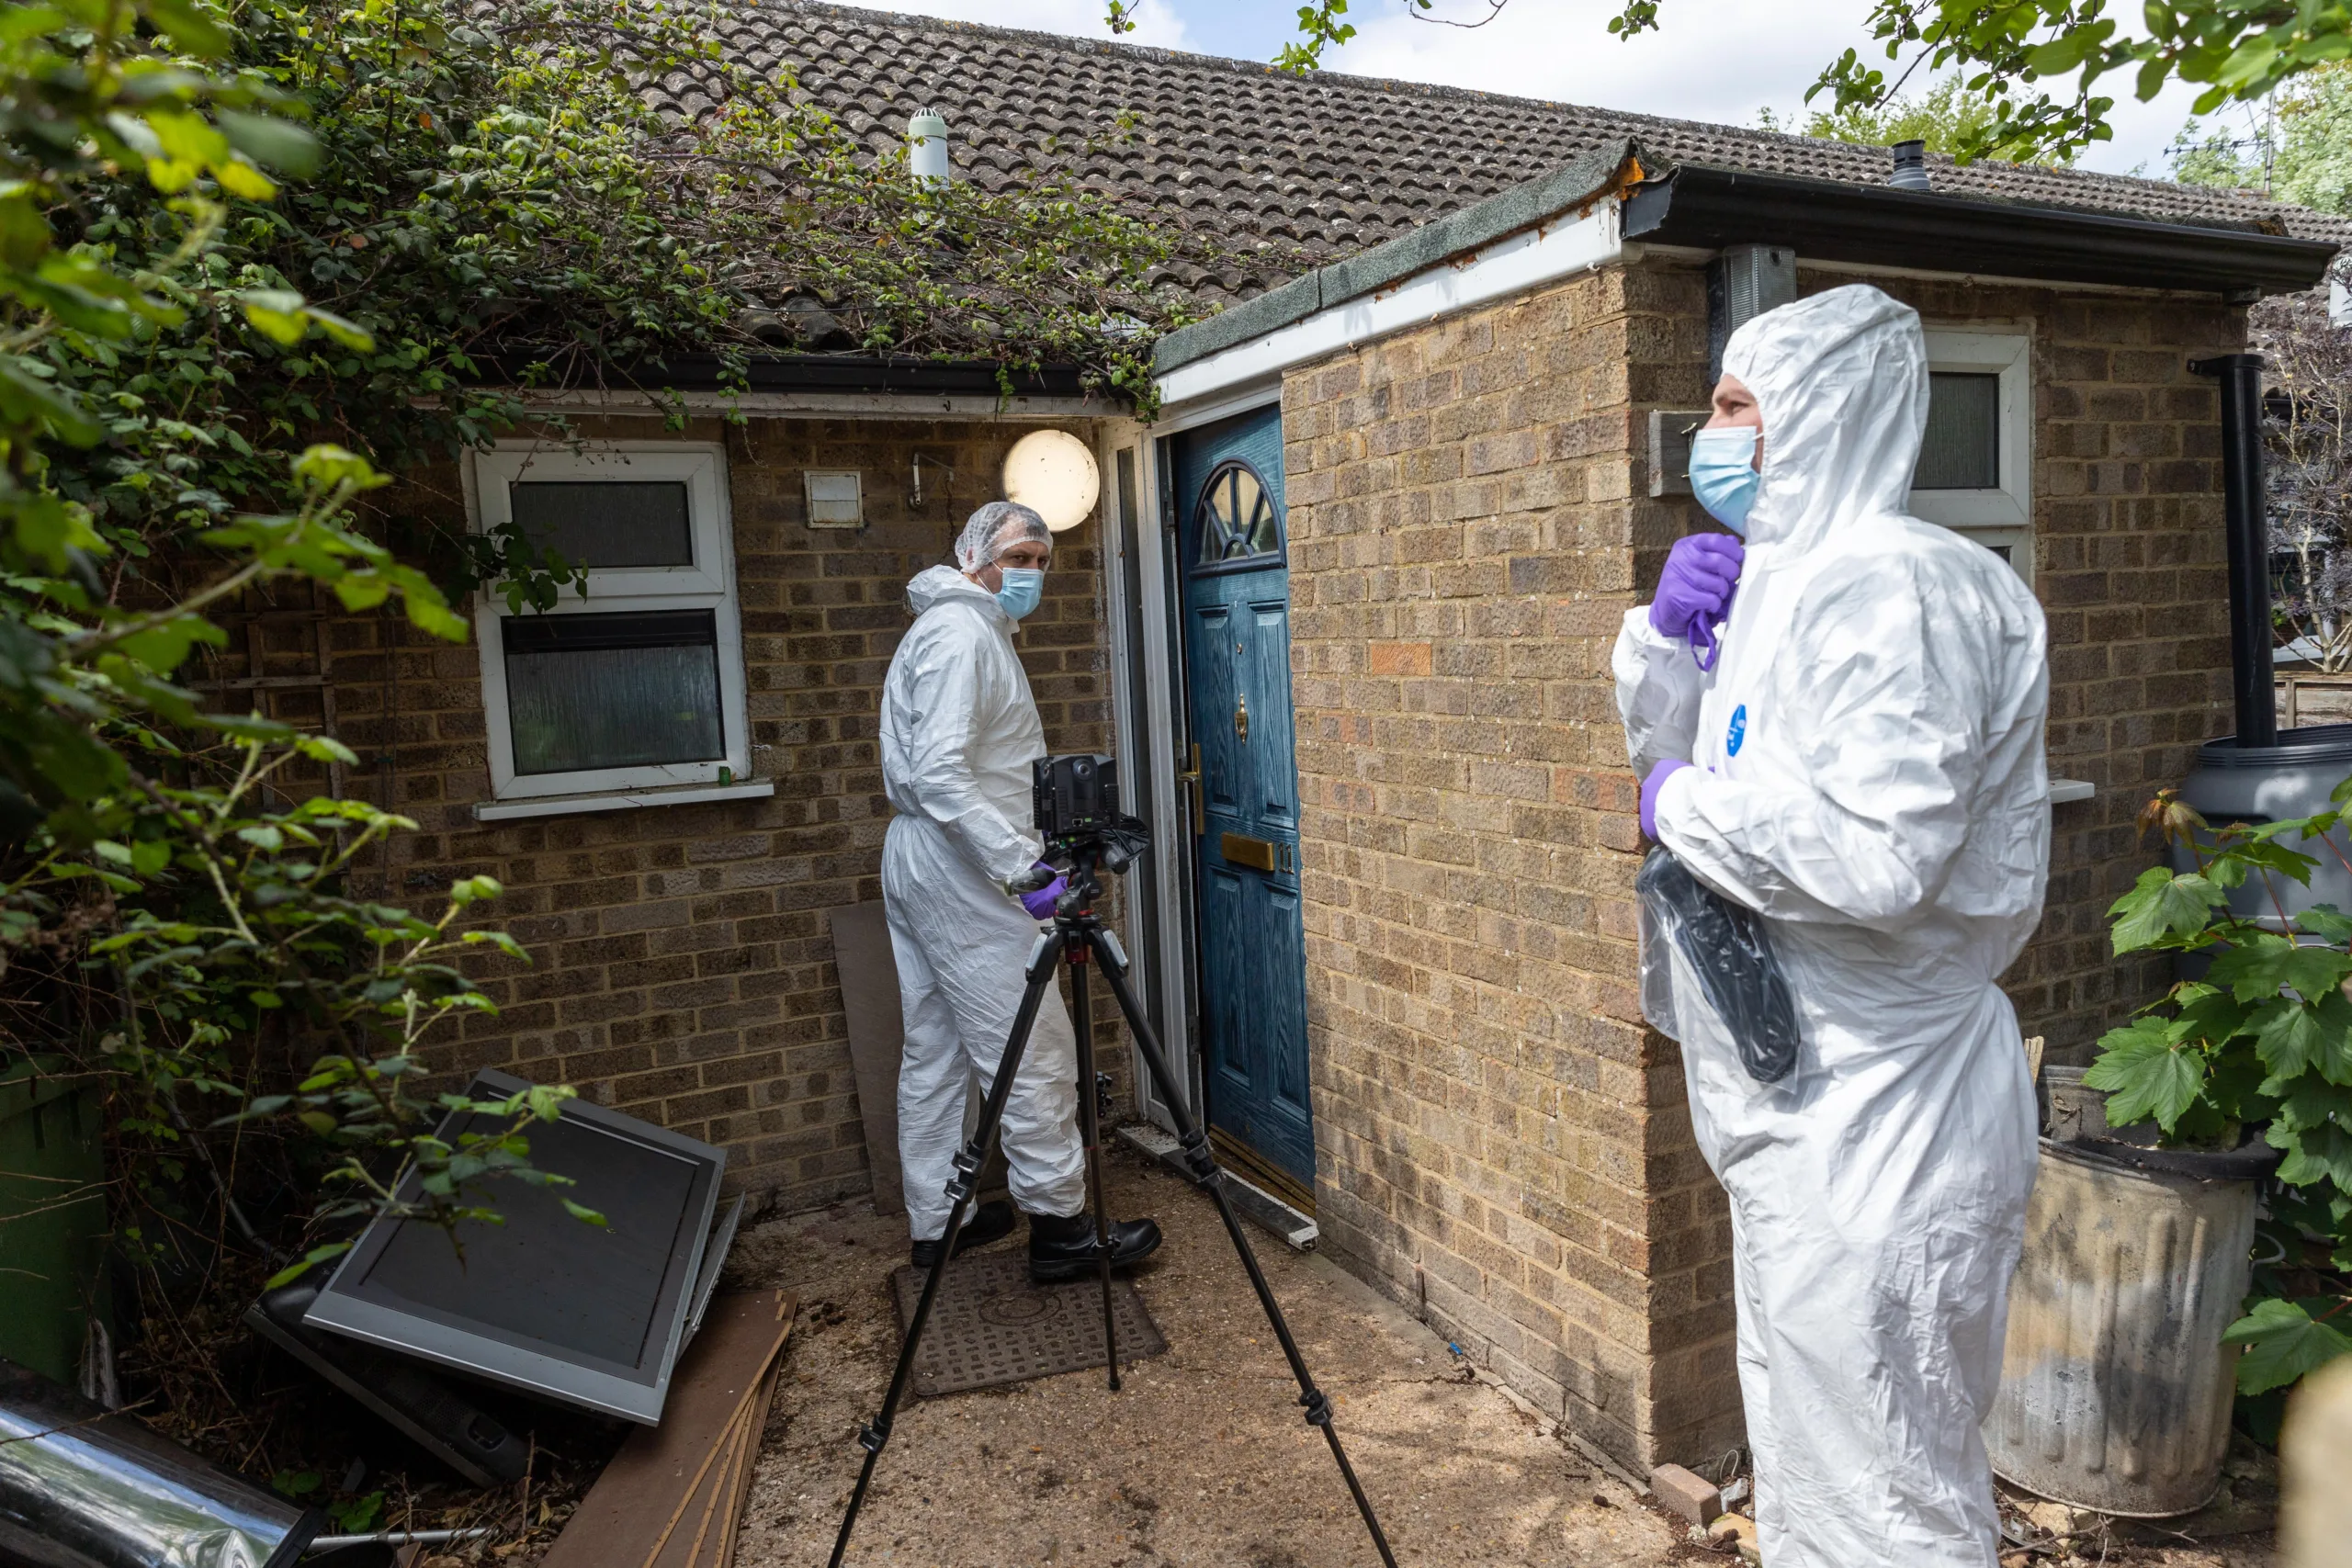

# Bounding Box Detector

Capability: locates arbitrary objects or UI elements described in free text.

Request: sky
[846,0,2240,182]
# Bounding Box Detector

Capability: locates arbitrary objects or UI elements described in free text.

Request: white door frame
[1097,391,1294,1135]
[1097,418,1193,1128]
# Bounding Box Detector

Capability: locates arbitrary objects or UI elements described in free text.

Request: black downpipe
[2191,354,2275,748]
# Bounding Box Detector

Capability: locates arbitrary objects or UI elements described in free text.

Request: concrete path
[726,1143,1677,1568]
[723,1141,2280,1568]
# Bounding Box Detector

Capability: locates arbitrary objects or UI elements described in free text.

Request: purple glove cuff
[1639,759,1690,840]
[1687,615,1721,673]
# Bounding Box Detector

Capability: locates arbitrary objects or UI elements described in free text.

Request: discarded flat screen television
[302,1070,730,1424]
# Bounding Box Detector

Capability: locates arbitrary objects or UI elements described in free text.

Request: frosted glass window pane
[509,481,693,567]
[1916,373,2000,491]
[503,610,722,774]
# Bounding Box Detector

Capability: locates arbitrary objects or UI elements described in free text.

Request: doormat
[888,1253,1167,1398]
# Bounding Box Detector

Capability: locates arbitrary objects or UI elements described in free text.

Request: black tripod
[828,831,1399,1568]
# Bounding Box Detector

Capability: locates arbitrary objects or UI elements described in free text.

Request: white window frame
[1911,327,2032,581]
[468,441,750,803]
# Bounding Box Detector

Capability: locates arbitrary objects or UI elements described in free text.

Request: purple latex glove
[1019,863,1068,919]
[1640,759,1690,840]
[1649,534,1745,671]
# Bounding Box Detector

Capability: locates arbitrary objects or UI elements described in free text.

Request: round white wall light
[1001,430,1100,533]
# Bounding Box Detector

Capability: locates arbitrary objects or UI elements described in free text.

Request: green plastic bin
[0,1055,112,1385]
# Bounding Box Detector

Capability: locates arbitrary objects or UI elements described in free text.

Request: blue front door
[1172,408,1314,1188]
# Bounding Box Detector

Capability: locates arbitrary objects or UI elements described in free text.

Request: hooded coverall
[880,564,1086,1241]
[1614,285,2051,1567]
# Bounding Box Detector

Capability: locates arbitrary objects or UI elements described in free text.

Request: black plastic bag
[1635,845,1801,1085]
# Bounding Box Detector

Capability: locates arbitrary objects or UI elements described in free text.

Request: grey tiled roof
[679,0,2351,302]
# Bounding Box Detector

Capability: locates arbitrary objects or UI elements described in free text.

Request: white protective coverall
[880,564,1086,1240]
[1613,285,2050,1567]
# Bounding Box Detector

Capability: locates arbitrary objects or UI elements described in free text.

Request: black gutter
[480,353,1101,400]
[1624,165,2338,299]
[2191,354,2277,747]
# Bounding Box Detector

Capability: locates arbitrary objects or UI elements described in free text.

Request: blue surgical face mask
[995,566,1045,621]
[1689,426,1761,536]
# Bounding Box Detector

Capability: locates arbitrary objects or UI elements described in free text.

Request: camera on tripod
[1033,753,1119,840]
[1033,754,1148,874]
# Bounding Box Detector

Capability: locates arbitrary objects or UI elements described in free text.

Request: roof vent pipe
[907,109,949,186]
[1889,140,1932,191]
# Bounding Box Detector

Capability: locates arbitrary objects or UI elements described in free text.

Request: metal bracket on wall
[1646,410,1712,498]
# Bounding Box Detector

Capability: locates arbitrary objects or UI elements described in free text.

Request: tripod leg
[1084,929,1400,1568]
[1065,942,1122,1391]
[829,928,1068,1568]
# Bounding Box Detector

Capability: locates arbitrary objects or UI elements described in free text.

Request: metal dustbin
[2176,724,2352,926]
[0,1056,111,1386]
[1985,1135,2267,1517]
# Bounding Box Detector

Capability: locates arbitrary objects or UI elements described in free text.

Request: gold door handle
[1235,694,1250,740]
[1177,742,1203,836]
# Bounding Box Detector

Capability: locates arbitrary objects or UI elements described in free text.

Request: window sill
[472,779,775,822]
[2051,778,2096,805]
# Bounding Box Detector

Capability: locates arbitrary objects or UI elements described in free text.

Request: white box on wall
[805,469,864,528]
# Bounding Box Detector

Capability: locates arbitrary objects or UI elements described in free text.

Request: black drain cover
[888,1253,1167,1397]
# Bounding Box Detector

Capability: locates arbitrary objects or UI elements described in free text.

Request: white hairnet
[954,501,1051,571]
[1722,283,1928,555]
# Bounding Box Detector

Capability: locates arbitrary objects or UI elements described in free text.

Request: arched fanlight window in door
[1193,459,1283,570]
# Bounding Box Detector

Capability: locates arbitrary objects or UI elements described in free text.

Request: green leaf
[2253,996,2345,1084]
[302,306,374,352]
[2109,867,2226,952]
[2300,905,2352,944]
[215,109,320,175]
[115,613,226,674]
[146,0,233,57]
[0,361,102,445]
[447,874,503,907]
[2223,1296,2352,1395]
[2207,935,2352,1005]
[238,289,309,345]
[2025,31,2096,75]
[263,1241,351,1290]
[562,1199,609,1226]
[2086,1020,2208,1131]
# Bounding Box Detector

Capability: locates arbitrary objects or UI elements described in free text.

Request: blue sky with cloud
[843,0,2237,183]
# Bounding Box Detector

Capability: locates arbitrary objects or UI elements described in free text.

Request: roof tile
[669,0,2352,304]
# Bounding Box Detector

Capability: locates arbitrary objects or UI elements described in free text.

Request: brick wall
[1277,265,1716,1471]
[249,413,1125,1214]
[1273,258,2243,1472]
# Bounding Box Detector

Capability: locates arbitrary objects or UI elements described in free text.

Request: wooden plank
[710,1358,785,1568]
[827,901,911,1218]
[539,1292,796,1568]
[651,1405,745,1568]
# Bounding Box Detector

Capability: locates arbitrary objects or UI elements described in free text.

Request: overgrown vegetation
[1223,0,2352,166]
[2171,62,2352,209]
[2086,789,2352,1401]
[2254,287,2352,673]
[1756,78,2081,164]
[0,0,1219,1370]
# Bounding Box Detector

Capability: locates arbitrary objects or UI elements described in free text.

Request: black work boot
[910,1199,1014,1268]
[1026,1210,1161,1283]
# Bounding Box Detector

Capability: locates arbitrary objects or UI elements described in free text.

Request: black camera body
[1033,753,1119,840]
